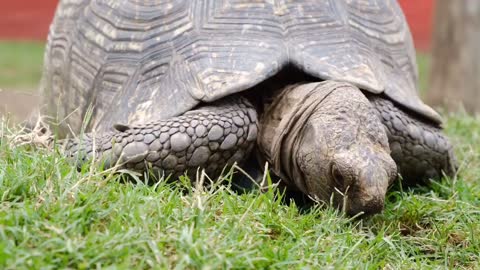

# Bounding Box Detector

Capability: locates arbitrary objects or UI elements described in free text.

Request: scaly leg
[368,95,456,185]
[64,97,258,179]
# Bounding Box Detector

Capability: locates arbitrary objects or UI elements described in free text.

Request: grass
[1,113,479,269]
[1,42,479,268]
[0,41,45,90]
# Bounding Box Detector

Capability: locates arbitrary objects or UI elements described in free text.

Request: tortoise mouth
[334,161,392,217]
[344,195,385,217]
[327,185,386,217]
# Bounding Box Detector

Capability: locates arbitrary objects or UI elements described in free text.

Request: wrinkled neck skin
[295,86,397,216]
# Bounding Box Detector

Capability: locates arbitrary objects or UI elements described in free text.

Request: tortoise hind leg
[64,96,258,179]
[367,95,456,185]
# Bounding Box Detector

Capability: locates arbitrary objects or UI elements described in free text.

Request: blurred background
[0,0,478,122]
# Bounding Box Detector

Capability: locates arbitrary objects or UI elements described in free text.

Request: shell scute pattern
[42,0,440,137]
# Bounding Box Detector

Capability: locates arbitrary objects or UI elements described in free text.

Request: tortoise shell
[40,0,441,135]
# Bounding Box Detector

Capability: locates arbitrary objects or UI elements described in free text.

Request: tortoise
[38,0,456,216]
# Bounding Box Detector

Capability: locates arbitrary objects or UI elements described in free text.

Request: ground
[0,41,479,269]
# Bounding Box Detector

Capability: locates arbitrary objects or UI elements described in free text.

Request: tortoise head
[296,85,397,216]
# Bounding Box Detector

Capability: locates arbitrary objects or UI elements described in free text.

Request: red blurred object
[398,0,436,51]
[0,0,435,51]
[0,0,58,40]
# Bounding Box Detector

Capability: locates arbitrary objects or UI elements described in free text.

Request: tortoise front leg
[64,97,258,179]
[367,95,456,185]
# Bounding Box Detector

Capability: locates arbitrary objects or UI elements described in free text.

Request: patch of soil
[0,89,39,123]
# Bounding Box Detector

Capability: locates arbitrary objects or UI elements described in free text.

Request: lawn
[0,42,479,269]
[0,41,45,91]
